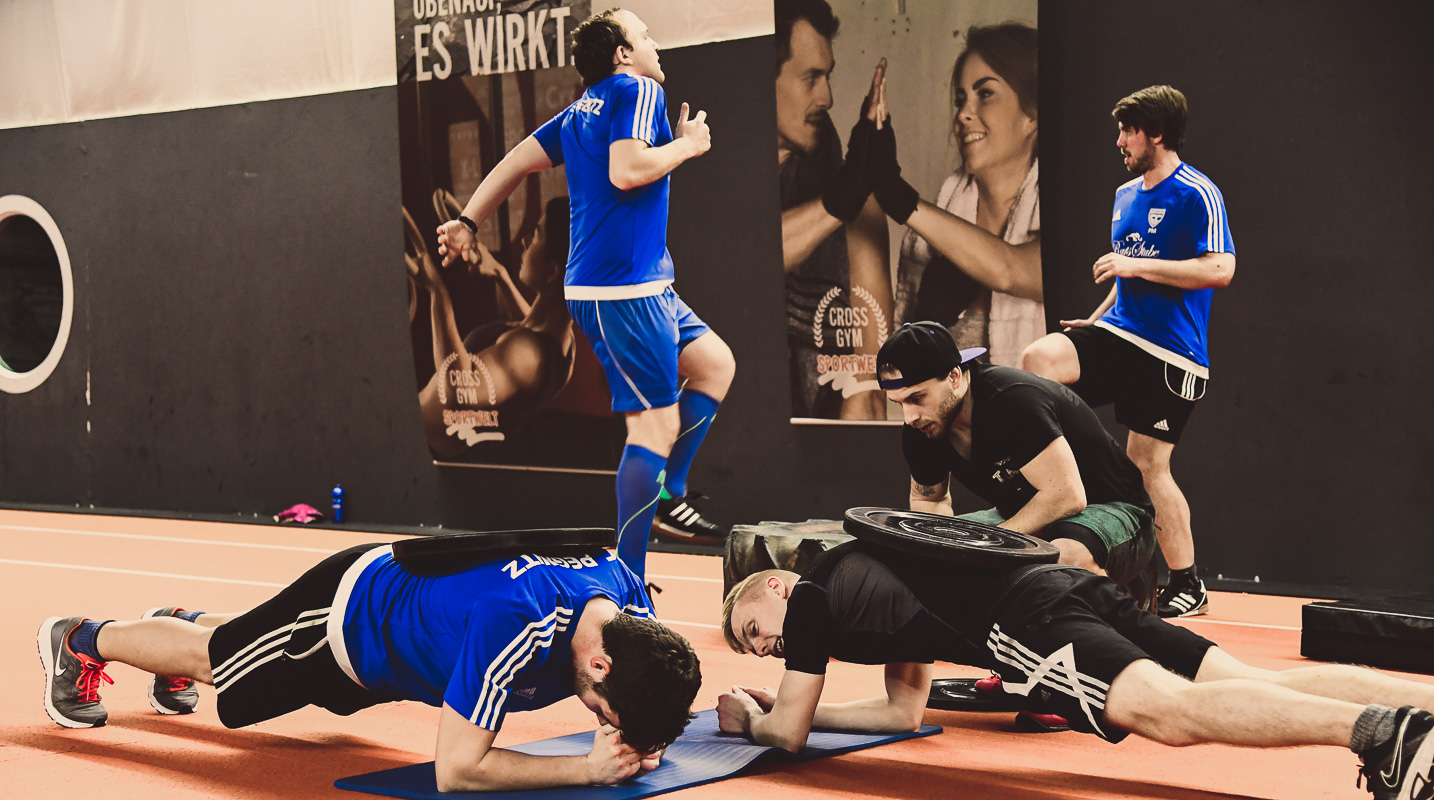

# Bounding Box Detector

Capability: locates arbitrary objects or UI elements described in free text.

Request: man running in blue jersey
[437,10,735,576]
[1021,85,1235,619]
[38,543,701,791]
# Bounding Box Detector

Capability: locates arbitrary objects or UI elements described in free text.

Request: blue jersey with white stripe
[532,73,674,292]
[1101,163,1234,368]
[341,548,650,731]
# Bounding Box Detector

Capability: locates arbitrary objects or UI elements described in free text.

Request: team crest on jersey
[1147,208,1166,233]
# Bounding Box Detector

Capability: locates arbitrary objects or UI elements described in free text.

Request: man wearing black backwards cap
[877,321,1153,583]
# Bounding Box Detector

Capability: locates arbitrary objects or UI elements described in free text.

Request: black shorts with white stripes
[208,543,386,728]
[1061,325,1206,444]
[985,566,1214,743]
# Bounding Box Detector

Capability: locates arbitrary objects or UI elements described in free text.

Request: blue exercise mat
[336,709,940,800]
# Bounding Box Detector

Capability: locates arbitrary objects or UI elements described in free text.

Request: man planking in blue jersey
[38,542,701,791]
[438,9,736,570]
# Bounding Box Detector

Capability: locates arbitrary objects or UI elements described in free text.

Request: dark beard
[927,386,962,436]
[1125,151,1155,174]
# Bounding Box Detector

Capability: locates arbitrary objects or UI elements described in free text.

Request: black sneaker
[1358,706,1434,799]
[37,616,113,728]
[652,494,725,544]
[141,607,200,715]
[1157,579,1209,618]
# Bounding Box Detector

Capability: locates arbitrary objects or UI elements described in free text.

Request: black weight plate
[926,678,1023,712]
[393,528,615,575]
[843,507,1060,566]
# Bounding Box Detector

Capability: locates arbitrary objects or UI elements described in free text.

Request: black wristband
[457,215,478,234]
[822,165,869,223]
[874,175,920,225]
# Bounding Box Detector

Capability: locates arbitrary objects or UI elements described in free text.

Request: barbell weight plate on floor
[843,507,1060,566]
[926,678,1024,712]
[393,528,616,575]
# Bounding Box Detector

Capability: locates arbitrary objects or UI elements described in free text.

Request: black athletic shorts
[209,543,387,728]
[985,566,1214,743]
[1061,325,1207,444]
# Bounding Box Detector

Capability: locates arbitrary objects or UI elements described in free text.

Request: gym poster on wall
[779,0,1039,422]
[395,0,628,473]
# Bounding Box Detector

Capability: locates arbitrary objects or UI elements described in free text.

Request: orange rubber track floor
[0,508,1424,799]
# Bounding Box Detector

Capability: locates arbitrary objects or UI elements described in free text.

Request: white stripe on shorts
[987,624,1111,737]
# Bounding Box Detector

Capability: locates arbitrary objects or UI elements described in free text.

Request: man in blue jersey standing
[38,542,701,791]
[438,9,735,574]
[1021,85,1235,618]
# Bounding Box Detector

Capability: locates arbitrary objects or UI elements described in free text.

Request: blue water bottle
[331,484,344,523]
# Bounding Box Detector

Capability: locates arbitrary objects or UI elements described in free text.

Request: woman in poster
[883,23,1041,367]
[406,195,576,459]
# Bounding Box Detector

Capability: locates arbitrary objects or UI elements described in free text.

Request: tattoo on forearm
[912,481,945,499]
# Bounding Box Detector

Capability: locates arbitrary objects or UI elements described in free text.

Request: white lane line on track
[647,573,722,584]
[0,526,724,584]
[0,525,345,553]
[0,558,288,587]
[0,558,723,631]
[1177,618,1301,632]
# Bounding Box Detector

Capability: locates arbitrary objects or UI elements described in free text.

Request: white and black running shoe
[1358,706,1434,799]
[1157,579,1209,618]
[652,494,725,544]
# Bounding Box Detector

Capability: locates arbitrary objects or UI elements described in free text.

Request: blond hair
[720,570,783,653]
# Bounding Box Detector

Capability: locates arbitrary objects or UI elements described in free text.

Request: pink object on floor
[273,504,324,524]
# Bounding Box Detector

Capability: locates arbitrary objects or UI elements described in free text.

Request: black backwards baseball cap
[876,321,987,390]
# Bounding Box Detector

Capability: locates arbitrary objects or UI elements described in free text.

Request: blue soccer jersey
[533,74,674,297]
[333,546,651,731]
[1098,162,1234,372]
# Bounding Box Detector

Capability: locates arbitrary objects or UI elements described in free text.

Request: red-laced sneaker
[141,607,201,714]
[38,616,111,728]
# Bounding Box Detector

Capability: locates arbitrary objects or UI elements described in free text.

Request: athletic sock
[662,389,720,499]
[615,444,667,581]
[68,619,112,662]
[1170,565,1201,587]
[179,610,205,623]
[1351,704,1399,753]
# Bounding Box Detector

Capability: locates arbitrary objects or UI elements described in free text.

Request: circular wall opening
[0,195,74,394]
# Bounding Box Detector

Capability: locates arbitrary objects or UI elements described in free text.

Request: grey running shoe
[1157,579,1209,618]
[1359,706,1434,799]
[653,494,725,544]
[141,607,200,714]
[37,616,112,728]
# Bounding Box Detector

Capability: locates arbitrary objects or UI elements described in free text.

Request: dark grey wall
[11,12,1429,597]
[1040,0,1434,596]
[0,36,912,540]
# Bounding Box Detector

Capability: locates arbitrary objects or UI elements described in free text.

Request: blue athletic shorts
[567,287,710,412]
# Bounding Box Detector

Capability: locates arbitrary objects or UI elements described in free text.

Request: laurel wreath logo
[437,352,499,407]
[812,286,889,349]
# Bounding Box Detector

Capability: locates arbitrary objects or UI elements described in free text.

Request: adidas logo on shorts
[1153,420,1170,432]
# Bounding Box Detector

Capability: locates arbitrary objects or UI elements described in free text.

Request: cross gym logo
[437,353,504,446]
[812,286,889,354]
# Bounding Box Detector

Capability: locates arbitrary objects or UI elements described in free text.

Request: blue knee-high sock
[662,390,720,499]
[616,444,667,580]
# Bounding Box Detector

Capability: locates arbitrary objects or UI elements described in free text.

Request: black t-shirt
[781,541,1044,675]
[903,364,1153,518]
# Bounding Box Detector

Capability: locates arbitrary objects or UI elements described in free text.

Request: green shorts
[959,502,1150,556]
